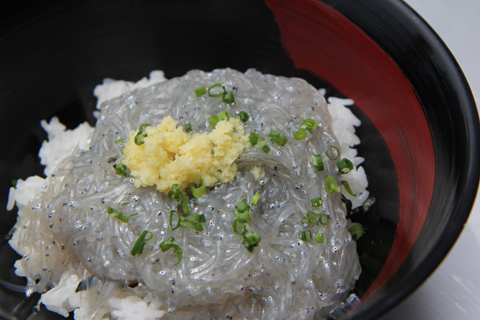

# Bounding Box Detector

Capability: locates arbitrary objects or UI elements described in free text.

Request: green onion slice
[185,123,192,132]
[115,163,128,177]
[304,211,331,226]
[183,214,207,232]
[159,237,182,265]
[190,180,206,198]
[170,210,206,232]
[134,124,151,146]
[315,233,324,243]
[341,180,357,196]
[242,231,261,253]
[325,175,341,194]
[114,138,125,144]
[222,90,235,104]
[299,230,312,241]
[293,128,307,140]
[338,158,354,174]
[168,184,191,214]
[318,213,331,225]
[310,155,324,171]
[311,197,323,207]
[233,211,252,235]
[207,83,226,98]
[252,193,261,206]
[304,212,316,225]
[169,210,182,231]
[235,111,249,122]
[134,133,146,145]
[268,130,288,146]
[208,110,231,129]
[139,124,151,131]
[131,230,153,256]
[262,145,270,153]
[235,201,250,213]
[300,119,319,132]
[107,207,137,223]
[249,132,266,147]
[195,86,207,97]
[182,213,206,232]
[348,223,365,241]
[326,146,340,160]
[11,179,17,188]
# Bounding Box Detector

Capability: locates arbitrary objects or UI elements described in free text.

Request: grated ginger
[122,115,250,193]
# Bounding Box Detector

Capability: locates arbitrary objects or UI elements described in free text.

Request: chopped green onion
[249,132,266,147]
[134,132,147,145]
[304,212,316,225]
[235,111,249,122]
[233,211,252,235]
[169,210,181,231]
[231,202,261,252]
[170,210,206,232]
[134,134,145,145]
[325,175,341,194]
[242,231,261,253]
[185,123,192,132]
[338,158,354,174]
[315,233,324,243]
[318,213,331,225]
[249,132,271,153]
[159,237,182,265]
[115,163,128,177]
[304,211,331,226]
[190,180,206,198]
[107,207,137,223]
[268,130,288,146]
[178,191,190,213]
[139,124,151,131]
[195,86,207,97]
[207,83,226,97]
[300,119,319,132]
[310,155,324,171]
[184,214,206,232]
[311,197,323,207]
[114,138,125,144]
[293,128,307,140]
[326,146,340,160]
[235,201,250,213]
[131,230,153,256]
[184,213,206,231]
[341,180,356,196]
[222,90,235,104]
[252,193,261,206]
[168,184,191,214]
[348,223,365,241]
[299,230,312,241]
[208,110,231,129]
[11,179,17,188]
[134,124,151,146]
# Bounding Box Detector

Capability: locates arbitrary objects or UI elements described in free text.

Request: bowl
[0,0,478,319]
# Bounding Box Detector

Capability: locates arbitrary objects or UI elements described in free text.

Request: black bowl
[0,0,478,319]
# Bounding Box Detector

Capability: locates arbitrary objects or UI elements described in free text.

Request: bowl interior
[0,0,478,319]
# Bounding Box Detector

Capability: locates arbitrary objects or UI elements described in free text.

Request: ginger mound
[122,115,250,193]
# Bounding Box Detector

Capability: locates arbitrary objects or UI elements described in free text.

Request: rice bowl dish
[6,68,369,320]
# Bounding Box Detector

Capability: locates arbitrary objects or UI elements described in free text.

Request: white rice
[7,69,367,320]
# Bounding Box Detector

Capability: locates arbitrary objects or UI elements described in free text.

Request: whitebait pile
[7,68,368,320]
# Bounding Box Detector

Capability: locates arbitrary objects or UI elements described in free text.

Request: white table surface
[380,1,480,319]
